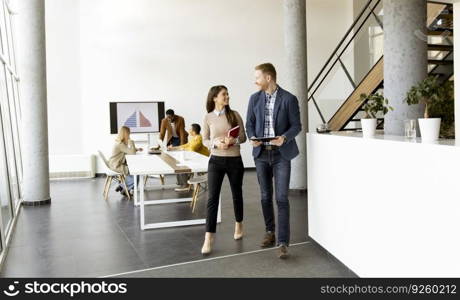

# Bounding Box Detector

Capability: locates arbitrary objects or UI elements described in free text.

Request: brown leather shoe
[277,245,289,259]
[260,231,276,248]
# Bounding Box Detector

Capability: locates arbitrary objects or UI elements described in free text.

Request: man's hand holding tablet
[269,136,286,146]
[249,136,286,147]
[250,136,275,147]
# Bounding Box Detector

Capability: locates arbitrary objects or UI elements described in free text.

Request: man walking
[246,63,301,259]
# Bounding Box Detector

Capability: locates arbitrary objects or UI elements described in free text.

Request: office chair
[97,150,131,201]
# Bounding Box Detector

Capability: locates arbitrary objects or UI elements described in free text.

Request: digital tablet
[250,137,277,142]
[148,149,162,155]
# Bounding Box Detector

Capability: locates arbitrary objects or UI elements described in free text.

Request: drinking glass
[404,119,416,139]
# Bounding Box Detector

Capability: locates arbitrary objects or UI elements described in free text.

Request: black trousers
[206,155,244,233]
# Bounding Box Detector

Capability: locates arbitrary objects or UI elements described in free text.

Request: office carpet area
[0,170,355,277]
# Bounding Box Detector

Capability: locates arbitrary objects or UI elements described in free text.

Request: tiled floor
[113,242,354,278]
[0,170,355,277]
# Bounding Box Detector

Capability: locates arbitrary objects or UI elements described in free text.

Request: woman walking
[201,85,247,255]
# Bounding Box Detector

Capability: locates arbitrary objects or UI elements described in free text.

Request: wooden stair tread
[328,58,383,131]
[427,44,453,51]
[428,59,453,65]
[427,29,453,36]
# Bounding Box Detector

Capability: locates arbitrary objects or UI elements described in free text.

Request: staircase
[308,0,454,132]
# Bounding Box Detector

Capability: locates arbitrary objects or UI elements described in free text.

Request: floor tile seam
[99,240,311,278]
[113,218,151,269]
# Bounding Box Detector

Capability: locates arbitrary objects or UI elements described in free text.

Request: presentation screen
[110,101,165,134]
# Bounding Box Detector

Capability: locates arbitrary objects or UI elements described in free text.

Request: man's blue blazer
[246,86,302,161]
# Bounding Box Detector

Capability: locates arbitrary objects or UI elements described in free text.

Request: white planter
[361,118,377,137]
[418,118,441,142]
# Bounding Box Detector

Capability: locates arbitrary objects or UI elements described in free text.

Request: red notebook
[227,125,240,138]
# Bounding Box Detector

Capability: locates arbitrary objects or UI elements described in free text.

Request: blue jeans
[255,149,291,246]
[124,175,137,191]
[169,136,180,147]
[169,136,188,186]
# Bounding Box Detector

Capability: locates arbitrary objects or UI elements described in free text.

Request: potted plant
[405,76,451,141]
[358,93,393,137]
[427,80,454,139]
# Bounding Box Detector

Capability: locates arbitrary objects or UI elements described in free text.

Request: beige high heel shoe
[201,232,214,255]
[234,222,243,240]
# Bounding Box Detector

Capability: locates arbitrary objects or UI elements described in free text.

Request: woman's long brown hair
[206,85,238,127]
[116,126,130,144]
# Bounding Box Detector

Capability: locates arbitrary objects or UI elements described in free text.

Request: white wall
[45,0,81,155]
[45,0,353,172]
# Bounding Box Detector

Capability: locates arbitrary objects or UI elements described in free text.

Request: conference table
[126,150,221,230]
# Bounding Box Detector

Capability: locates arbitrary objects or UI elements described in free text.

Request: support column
[284,0,308,190]
[16,0,51,205]
[384,0,427,135]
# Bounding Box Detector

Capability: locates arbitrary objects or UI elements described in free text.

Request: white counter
[307,132,460,277]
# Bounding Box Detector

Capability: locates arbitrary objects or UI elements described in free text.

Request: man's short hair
[191,123,201,134]
[255,63,277,81]
[166,109,174,116]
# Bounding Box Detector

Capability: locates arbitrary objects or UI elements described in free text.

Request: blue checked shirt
[263,87,278,145]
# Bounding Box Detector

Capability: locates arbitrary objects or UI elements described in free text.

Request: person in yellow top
[168,123,210,156]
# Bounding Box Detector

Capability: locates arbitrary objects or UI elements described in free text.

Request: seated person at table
[108,126,142,196]
[168,123,210,157]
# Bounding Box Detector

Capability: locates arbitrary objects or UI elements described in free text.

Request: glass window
[0,0,6,57]
[0,97,13,234]
[11,76,21,200]
[0,65,19,213]
[0,0,22,254]
[6,73,21,201]
[13,79,20,118]
[3,1,14,69]
[8,13,17,75]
